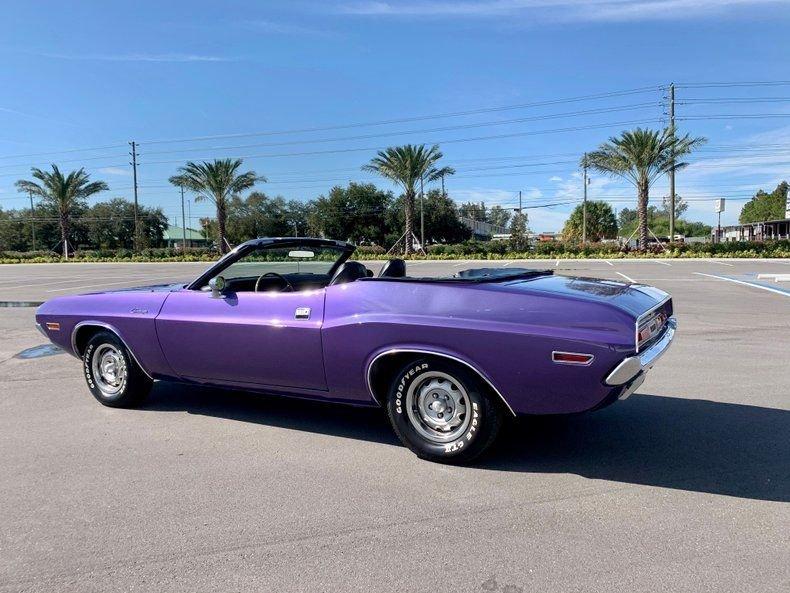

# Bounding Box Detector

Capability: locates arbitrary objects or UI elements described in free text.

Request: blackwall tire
[83,331,152,408]
[385,358,504,464]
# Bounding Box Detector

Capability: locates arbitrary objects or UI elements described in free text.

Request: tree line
[12,126,784,256]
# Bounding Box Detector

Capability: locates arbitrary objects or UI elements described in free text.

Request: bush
[1,239,788,263]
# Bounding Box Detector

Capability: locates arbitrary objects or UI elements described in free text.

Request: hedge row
[1,240,788,264]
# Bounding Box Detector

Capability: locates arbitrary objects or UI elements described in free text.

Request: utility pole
[582,153,588,245]
[420,175,425,250]
[129,141,140,251]
[668,82,676,243]
[441,173,446,196]
[293,220,298,237]
[28,191,36,251]
[518,190,522,213]
[180,185,187,252]
[187,200,192,248]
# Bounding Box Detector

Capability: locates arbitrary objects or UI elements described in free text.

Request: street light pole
[187,200,192,248]
[420,175,425,251]
[582,153,588,245]
[180,186,187,253]
[669,82,676,243]
[28,191,36,251]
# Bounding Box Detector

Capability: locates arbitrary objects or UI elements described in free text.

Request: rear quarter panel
[322,279,642,414]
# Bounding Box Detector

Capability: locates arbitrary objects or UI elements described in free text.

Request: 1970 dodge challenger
[36,237,675,463]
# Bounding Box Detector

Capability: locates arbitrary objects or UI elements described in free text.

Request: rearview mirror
[288,250,314,258]
[208,275,226,298]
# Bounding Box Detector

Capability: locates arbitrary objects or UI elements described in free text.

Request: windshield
[191,240,353,292]
[219,246,344,281]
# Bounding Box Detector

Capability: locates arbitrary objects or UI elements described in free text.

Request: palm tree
[585,127,705,251]
[169,159,264,254]
[363,144,455,254]
[15,165,108,258]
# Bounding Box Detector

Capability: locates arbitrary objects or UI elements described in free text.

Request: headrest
[378,258,406,278]
[329,261,369,286]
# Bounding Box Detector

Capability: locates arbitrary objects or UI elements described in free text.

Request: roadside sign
[715,198,725,213]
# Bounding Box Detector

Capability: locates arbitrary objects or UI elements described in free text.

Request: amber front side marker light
[45,322,60,331]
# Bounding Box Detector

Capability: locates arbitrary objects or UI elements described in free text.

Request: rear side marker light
[552,351,594,366]
[46,322,60,331]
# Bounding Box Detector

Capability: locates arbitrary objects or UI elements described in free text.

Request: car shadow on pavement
[145,383,788,502]
[145,381,400,446]
[487,394,789,502]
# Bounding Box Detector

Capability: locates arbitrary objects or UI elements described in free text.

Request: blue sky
[1,0,789,232]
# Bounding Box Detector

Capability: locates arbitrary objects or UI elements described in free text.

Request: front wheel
[83,331,152,408]
[385,358,504,463]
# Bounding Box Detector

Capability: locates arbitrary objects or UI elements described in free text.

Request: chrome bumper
[605,317,677,386]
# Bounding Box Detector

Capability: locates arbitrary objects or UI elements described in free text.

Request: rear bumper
[605,317,677,386]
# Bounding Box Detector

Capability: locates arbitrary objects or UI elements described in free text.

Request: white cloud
[338,0,784,21]
[35,52,231,63]
[240,20,333,36]
[98,167,130,176]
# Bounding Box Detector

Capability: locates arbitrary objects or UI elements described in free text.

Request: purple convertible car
[36,237,676,463]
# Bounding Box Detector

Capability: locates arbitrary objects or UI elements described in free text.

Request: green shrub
[1,239,788,263]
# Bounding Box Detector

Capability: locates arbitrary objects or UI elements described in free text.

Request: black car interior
[204,258,410,294]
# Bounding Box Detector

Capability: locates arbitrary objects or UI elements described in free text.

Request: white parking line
[453,261,467,267]
[502,261,513,267]
[46,276,176,293]
[693,272,790,297]
[616,271,636,283]
[555,260,560,268]
[604,260,613,266]
[710,261,734,267]
[654,261,672,266]
[0,274,146,291]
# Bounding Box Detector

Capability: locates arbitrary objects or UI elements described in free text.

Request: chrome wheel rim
[91,344,126,396]
[405,371,471,443]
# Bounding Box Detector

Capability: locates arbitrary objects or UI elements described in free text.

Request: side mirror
[208,276,227,298]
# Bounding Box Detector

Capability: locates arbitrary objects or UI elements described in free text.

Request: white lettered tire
[385,358,504,463]
[83,331,152,408]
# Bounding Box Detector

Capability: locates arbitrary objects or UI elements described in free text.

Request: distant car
[36,237,676,463]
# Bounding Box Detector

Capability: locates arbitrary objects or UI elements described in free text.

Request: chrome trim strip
[551,351,595,366]
[366,348,517,417]
[607,317,677,386]
[70,321,154,380]
[635,294,671,353]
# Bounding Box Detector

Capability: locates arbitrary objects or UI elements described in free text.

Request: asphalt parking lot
[1,259,788,592]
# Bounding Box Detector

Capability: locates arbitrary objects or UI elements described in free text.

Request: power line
[675,81,790,88]
[138,103,659,156]
[0,144,128,162]
[138,86,664,146]
[141,118,663,165]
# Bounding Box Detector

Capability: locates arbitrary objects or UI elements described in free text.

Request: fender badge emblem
[295,307,311,320]
[131,308,148,314]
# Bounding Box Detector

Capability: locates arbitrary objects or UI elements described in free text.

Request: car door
[156,288,327,391]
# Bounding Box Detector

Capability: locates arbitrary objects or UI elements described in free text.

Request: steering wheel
[254,272,294,293]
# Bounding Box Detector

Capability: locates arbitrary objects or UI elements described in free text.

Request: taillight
[637,310,667,351]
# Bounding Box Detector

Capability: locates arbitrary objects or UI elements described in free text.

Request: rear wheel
[83,331,152,408]
[385,358,504,463]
